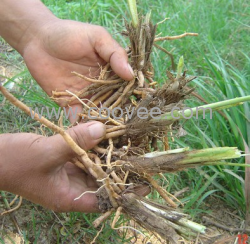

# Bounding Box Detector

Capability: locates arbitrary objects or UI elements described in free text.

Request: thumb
[46,121,106,165]
[93,26,134,81]
[67,121,105,152]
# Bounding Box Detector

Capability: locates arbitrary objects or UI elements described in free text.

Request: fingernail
[127,63,135,77]
[88,122,105,140]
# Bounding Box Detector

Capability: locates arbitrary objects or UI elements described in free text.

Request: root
[163,132,170,151]
[133,89,144,95]
[0,192,22,234]
[145,175,177,208]
[71,158,87,173]
[74,187,105,201]
[52,91,70,97]
[90,224,104,244]
[103,86,125,108]
[93,90,114,106]
[104,179,119,208]
[87,84,121,105]
[123,171,129,184]
[99,63,110,80]
[138,71,145,87]
[154,32,198,42]
[72,71,123,84]
[9,195,19,207]
[111,206,123,229]
[109,78,135,109]
[157,17,170,25]
[106,139,125,191]
[106,138,113,169]
[106,125,126,133]
[1,196,23,216]
[88,153,102,165]
[66,90,122,126]
[93,145,108,155]
[154,43,176,71]
[52,83,100,105]
[105,129,127,139]
[93,209,114,228]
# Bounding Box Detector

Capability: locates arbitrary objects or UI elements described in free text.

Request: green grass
[1,0,249,242]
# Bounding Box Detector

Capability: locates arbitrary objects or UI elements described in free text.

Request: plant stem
[178,147,241,165]
[177,218,206,233]
[151,95,250,122]
[127,0,139,27]
[144,147,189,158]
[203,162,250,167]
[144,147,246,166]
[176,56,184,79]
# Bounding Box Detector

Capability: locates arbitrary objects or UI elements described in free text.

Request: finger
[131,184,151,197]
[52,187,100,213]
[64,162,99,188]
[45,121,106,166]
[93,26,134,81]
[70,191,100,213]
[86,173,99,188]
[67,121,106,150]
[58,163,100,212]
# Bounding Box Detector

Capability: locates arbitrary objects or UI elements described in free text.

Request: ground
[0,192,246,243]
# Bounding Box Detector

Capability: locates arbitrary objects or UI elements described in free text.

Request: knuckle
[95,26,109,42]
[118,47,128,58]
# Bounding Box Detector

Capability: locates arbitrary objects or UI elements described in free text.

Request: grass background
[0,0,249,243]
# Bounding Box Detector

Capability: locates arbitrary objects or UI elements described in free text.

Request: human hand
[0,122,106,212]
[0,120,150,212]
[21,19,134,120]
[1,1,133,121]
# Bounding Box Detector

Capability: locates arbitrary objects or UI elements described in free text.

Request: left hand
[0,122,106,212]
